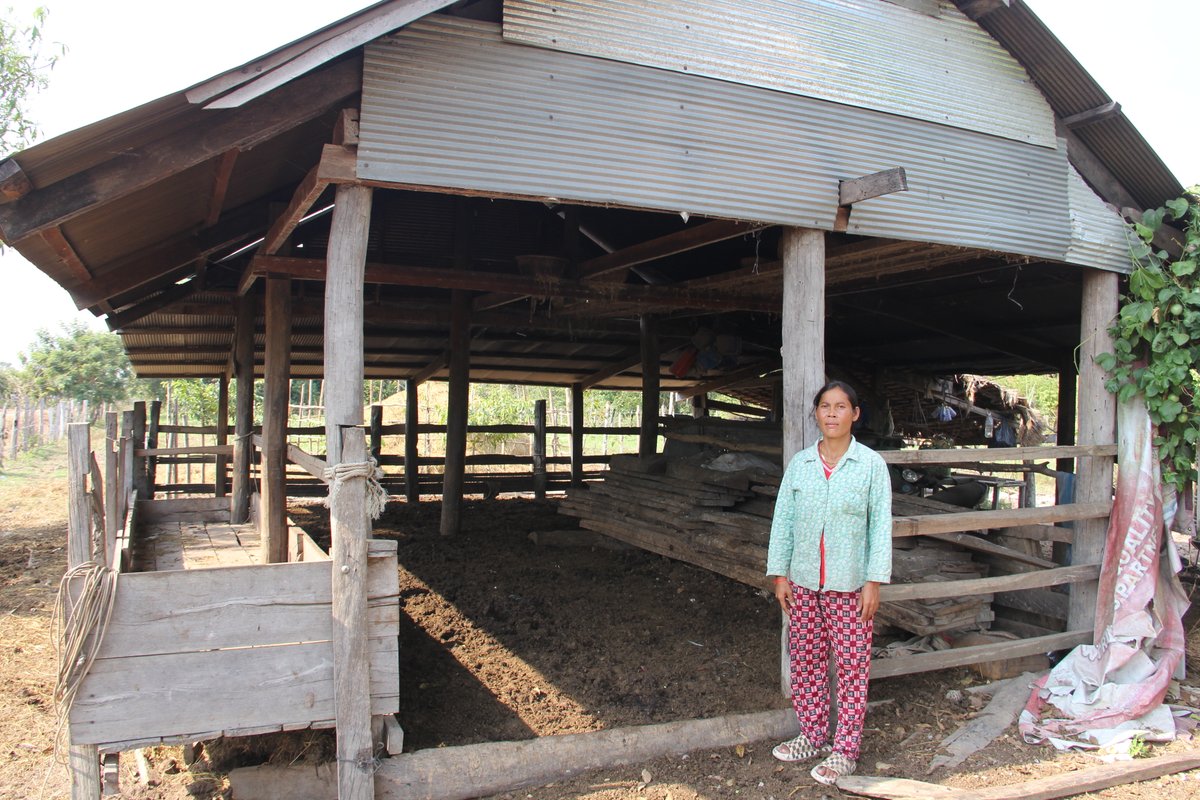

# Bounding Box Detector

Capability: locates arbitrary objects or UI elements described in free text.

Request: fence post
[570,384,584,486]
[405,379,420,503]
[532,399,547,500]
[215,378,229,498]
[370,404,383,460]
[104,413,119,566]
[146,401,161,500]
[66,423,102,798]
[132,402,148,498]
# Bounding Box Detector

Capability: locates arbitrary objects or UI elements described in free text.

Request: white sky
[1,0,1196,365]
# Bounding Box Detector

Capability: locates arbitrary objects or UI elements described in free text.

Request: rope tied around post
[323,458,389,520]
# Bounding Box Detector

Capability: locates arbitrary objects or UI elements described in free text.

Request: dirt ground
[2,447,1200,799]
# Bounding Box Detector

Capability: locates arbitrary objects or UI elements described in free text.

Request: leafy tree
[0,5,61,154]
[19,322,133,409]
[1096,194,1199,491]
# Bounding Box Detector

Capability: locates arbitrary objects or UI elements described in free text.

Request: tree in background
[0,5,62,153]
[19,322,132,411]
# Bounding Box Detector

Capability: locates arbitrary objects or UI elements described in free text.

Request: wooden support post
[119,411,133,527]
[639,314,660,459]
[692,394,708,419]
[215,375,230,497]
[1056,362,1078,474]
[145,400,161,500]
[67,423,102,799]
[405,378,419,503]
[324,184,372,467]
[780,227,826,694]
[260,277,292,564]
[1070,270,1117,639]
[533,399,547,500]
[570,383,584,486]
[781,228,826,460]
[329,428,374,799]
[131,401,148,497]
[440,289,470,537]
[104,413,118,567]
[232,293,255,523]
[323,182,374,800]
[370,404,383,460]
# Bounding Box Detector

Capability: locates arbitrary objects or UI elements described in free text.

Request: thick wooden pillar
[1069,269,1118,638]
[780,227,826,695]
[781,227,825,461]
[570,383,584,486]
[533,399,548,499]
[323,182,375,800]
[259,277,292,564]
[440,290,471,536]
[67,423,101,799]
[639,315,659,458]
[231,293,255,523]
[405,378,420,503]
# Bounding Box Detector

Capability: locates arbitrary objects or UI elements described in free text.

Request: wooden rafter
[70,199,272,309]
[409,351,449,385]
[107,282,202,331]
[204,150,240,226]
[0,56,362,245]
[578,219,770,281]
[579,349,642,390]
[38,226,92,283]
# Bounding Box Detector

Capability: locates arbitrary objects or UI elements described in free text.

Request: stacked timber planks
[560,439,996,638]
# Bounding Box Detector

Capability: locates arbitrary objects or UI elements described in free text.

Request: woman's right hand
[773,577,793,612]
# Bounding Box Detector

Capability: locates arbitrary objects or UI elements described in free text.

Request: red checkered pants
[786,583,873,760]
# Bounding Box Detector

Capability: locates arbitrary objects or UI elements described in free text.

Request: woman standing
[765,380,892,785]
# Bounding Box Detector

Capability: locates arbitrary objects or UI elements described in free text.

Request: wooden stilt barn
[2,1,1185,797]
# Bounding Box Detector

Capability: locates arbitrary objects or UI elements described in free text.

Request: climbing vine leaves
[1095,195,1199,491]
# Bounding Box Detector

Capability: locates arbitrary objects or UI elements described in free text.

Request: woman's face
[814,387,860,440]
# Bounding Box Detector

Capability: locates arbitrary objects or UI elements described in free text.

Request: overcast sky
[1,0,1196,365]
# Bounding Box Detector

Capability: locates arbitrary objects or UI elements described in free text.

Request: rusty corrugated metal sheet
[502,0,1056,147]
[359,17,1073,262]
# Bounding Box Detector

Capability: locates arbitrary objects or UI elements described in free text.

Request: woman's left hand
[859,581,880,622]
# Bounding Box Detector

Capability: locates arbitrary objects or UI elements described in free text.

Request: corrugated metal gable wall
[359,17,1099,265]
[1066,163,1132,273]
[502,0,1057,148]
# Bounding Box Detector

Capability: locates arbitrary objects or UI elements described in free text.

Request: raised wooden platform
[140,520,260,571]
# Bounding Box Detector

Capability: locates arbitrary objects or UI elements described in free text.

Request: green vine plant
[1095,194,1199,492]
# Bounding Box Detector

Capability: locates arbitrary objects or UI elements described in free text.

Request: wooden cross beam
[0,159,32,203]
[956,0,1010,21]
[579,349,643,390]
[247,255,778,312]
[676,359,782,399]
[835,168,909,232]
[204,150,240,227]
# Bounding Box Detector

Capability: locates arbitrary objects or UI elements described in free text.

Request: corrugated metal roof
[503,0,1056,148]
[967,0,1183,209]
[359,17,1072,262]
[1065,163,1132,274]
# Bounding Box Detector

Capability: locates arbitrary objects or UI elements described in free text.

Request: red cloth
[819,453,834,587]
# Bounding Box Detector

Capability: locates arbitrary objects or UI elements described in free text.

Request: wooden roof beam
[579,349,642,390]
[0,159,32,203]
[0,55,362,245]
[676,359,783,399]
[70,199,273,309]
[107,281,203,331]
[248,255,778,312]
[1062,102,1122,130]
[956,0,1010,21]
[204,150,240,226]
[409,350,449,385]
[38,226,92,284]
[578,219,771,281]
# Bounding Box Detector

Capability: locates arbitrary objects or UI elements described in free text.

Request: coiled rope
[323,458,389,520]
[51,561,118,750]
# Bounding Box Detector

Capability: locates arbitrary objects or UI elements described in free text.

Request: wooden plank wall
[69,544,400,750]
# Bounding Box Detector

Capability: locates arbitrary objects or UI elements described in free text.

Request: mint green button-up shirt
[765,437,893,592]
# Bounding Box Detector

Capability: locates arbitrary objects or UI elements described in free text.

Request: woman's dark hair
[812,380,860,410]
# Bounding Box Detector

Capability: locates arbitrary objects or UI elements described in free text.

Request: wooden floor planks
[143,520,260,571]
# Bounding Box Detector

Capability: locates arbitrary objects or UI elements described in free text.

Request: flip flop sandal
[810,752,857,785]
[771,734,832,762]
